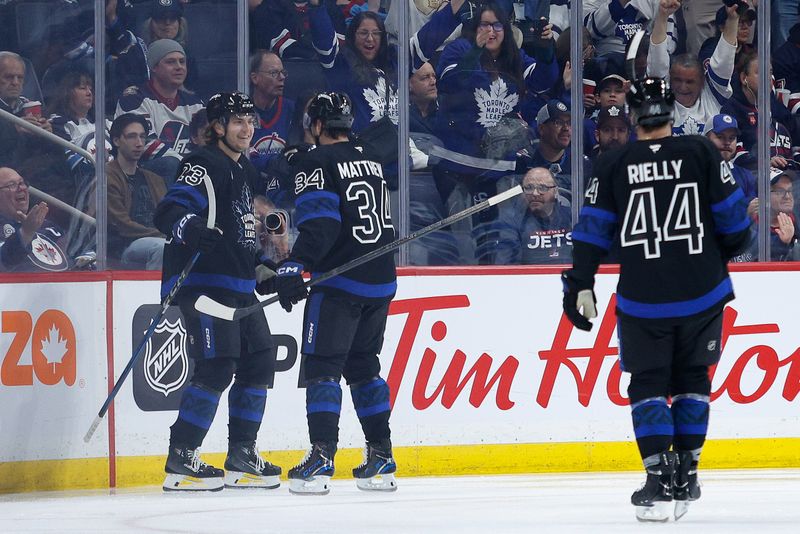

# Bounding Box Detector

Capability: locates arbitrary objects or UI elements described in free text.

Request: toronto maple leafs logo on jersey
[231,184,257,251]
[674,115,703,136]
[363,76,398,124]
[474,78,518,128]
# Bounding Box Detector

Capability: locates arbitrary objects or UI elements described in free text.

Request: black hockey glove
[176,214,223,254]
[255,263,278,296]
[561,271,597,332]
[275,260,308,312]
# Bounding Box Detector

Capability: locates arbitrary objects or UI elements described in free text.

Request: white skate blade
[674,500,691,521]
[635,501,672,522]
[224,471,280,489]
[355,473,398,492]
[163,473,224,492]
[289,476,331,495]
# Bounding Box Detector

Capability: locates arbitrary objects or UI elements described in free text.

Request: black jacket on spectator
[720,85,800,157]
[250,0,346,60]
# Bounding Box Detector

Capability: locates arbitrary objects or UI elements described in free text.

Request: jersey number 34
[621,184,705,259]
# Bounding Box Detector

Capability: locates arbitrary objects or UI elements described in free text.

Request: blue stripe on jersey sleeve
[617,277,733,319]
[311,273,397,298]
[163,184,209,213]
[295,190,341,226]
[572,207,618,251]
[711,188,750,234]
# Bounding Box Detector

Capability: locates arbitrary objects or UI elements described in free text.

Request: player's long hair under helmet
[626,77,675,127]
[307,92,354,130]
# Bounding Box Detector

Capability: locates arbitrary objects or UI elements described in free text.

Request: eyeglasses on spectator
[523,184,558,194]
[0,180,27,192]
[478,21,504,32]
[259,69,289,79]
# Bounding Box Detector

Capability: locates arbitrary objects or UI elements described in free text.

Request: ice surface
[2,470,798,533]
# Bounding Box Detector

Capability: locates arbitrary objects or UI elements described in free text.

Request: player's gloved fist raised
[561,271,597,331]
[275,260,308,312]
[178,214,223,254]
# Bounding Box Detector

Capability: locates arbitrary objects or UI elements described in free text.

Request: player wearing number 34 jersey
[275,92,398,496]
[562,77,751,523]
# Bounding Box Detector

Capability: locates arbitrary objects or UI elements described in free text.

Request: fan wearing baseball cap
[527,99,592,193]
[703,113,756,206]
[731,167,800,262]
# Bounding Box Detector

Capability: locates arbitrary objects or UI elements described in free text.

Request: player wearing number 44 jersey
[562,77,751,522]
[275,92,398,495]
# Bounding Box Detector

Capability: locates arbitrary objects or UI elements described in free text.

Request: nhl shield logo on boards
[132,304,195,411]
[144,318,188,396]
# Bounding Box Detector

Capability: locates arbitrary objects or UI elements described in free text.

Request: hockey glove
[561,271,597,332]
[275,260,308,312]
[176,214,223,254]
[255,263,278,296]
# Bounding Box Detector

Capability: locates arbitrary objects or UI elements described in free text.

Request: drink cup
[583,79,597,97]
[21,100,42,118]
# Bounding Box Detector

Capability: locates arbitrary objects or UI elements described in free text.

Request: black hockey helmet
[626,77,675,127]
[307,92,354,130]
[206,92,255,123]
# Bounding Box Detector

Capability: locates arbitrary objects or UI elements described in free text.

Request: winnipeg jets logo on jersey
[29,232,68,271]
[177,164,209,186]
[252,133,287,157]
[363,76,398,124]
[231,185,257,251]
[474,78,518,128]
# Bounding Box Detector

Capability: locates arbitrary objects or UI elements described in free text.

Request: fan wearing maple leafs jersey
[433,3,558,178]
[308,0,465,133]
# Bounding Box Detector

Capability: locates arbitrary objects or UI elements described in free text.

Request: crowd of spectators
[1,0,799,271]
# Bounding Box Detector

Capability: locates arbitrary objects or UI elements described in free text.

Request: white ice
[2,470,799,533]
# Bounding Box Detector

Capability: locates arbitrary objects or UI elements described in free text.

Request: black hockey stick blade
[195,185,524,321]
[84,174,218,443]
[625,29,648,85]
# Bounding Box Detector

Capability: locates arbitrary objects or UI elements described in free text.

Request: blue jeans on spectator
[122,237,166,270]
[495,0,545,21]
[774,1,800,50]
[140,156,181,186]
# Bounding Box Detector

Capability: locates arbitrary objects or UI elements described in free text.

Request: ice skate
[352,439,397,492]
[223,441,281,489]
[631,451,676,522]
[163,446,224,492]
[673,450,701,520]
[288,442,336,495]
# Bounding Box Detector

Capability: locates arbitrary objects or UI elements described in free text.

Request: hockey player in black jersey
[154,92,281,491]
[561,77,751,522]
[275,92,398,495]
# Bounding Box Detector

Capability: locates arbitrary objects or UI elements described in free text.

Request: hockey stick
[195,185,524,321]
[625,29,647,86]
[83,176,217,443]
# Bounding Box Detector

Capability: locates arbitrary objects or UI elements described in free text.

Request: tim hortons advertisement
[112,271,800,456]
[0,281,109,462]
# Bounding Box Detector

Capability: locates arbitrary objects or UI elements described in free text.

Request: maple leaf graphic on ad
[40,325,69,372]
[474,78,518,128]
